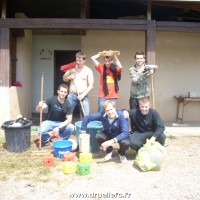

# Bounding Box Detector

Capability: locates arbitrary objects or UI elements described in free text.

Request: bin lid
[2,120,32,129]
[75,121,103,129]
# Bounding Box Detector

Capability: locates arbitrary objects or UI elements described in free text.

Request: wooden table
[174,96,200,123]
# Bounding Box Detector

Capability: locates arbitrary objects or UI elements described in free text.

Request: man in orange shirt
[91,51,122,112]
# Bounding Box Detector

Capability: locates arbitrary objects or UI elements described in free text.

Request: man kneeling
[124,97,166,152]
[81,100,130,163]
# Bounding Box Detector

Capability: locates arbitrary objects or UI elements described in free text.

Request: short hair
[57,84,68,91]
[76,52,86,61]
[104,56,113,60]
[134,50,145,59]
[103,100,116,111]
[139,97,150,104]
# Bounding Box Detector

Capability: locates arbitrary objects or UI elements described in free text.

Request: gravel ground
[0,136,200,200]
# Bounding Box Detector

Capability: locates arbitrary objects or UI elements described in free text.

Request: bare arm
[78,68,94,101]
[91,53,100,67]
[63,69,76,82]
[52,114,73,137]
[113,55,122,69]
[59,114,73,128]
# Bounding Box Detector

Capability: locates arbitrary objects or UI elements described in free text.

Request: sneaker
[104,151,113,161]
[119,154,127,163]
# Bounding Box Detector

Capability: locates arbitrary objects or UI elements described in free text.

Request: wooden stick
[73,79,86,116]
[98,50,120,56]
[150,74,155,109]
[31,149,53,156]
[39,73,44,150]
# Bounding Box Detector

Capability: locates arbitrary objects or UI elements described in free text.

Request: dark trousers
[96,131,130,156]
[129,131,166,151]
[129,97,139,131]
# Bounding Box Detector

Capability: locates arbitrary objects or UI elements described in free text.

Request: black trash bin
[1,119,32,153]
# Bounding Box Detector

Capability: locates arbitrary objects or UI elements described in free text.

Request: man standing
[63,52,94,116]
[36,84,74,146]
[81,100,130,163]
[129,50,157,131]
[124,97,166,152]
[91,51,122,113]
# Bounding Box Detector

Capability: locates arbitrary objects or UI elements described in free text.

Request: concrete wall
[30,30,200,122]
[0,29,32,128]
[156,32,200,121]
[82,30,200,121]
[31,35,81,112]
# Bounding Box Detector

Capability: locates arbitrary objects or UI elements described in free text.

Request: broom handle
[73,79,86,116]
[151,74,155,109]
[39,73,44,149]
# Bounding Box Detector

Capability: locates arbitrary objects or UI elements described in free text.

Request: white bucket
[79,133,90,153]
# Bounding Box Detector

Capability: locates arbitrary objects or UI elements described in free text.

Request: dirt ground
[0,136,200,200]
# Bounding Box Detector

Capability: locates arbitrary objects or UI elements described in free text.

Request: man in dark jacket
[81,100,130,163]
[124,97,166,152]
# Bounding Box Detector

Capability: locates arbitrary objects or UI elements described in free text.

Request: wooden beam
[81,0,89,19]
[1,0,7,18]
[147,0,152,20]
[145,20,156,109]
[80,0,90,35]
[0,18,199,32]
[0,28,10,87]
[157,21,200,32]
[0,18,147,30]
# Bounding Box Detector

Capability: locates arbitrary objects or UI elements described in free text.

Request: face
[76,56,85,67]
[57,87,68,99]
[139,101,150,115]
[104,57,113,68]
[135,55,145,66]
[104,103,117,119]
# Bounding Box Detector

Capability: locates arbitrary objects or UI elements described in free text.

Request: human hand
[78,93,85,101]
[52,127,59,137]
[38,101,44,108]
[101,140,114,151]
[123,110,129,118]
[37,101,46,111]
[149,136,156,144]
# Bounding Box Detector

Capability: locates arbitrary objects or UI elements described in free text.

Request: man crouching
[81,100,130,163]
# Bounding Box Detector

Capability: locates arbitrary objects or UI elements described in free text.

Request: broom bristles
[60,61,76,71]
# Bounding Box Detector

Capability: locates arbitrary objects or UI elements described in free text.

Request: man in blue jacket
[81,100,130,163]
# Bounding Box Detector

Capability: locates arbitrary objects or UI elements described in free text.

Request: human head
[134,50,145,67]
[103,100,117,119]
[104,56,113,68]
[57,84,69,100]
[139,97,150,115]
[76,52,86,67]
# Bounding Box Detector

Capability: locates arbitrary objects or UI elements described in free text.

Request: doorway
[54,50,80,116]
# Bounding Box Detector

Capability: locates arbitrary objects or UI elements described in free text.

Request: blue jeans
[98,98,117,113]
[67,93,90,116]
[39,120,75,143]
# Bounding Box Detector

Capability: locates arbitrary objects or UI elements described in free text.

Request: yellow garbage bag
[134,139,166,172]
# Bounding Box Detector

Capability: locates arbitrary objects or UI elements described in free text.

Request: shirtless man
[63,52,94,116]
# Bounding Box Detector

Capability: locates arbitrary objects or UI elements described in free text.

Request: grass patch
[167,134,177,140]
[0,131,65,182]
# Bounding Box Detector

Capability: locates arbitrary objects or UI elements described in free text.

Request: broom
[31,73,51,155]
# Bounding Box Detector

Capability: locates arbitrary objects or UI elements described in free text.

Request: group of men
[36,50,166,163]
